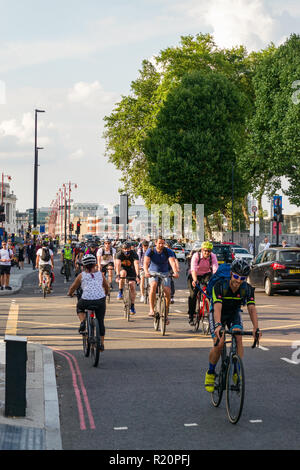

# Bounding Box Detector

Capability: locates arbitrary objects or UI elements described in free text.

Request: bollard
[4,335,27,417]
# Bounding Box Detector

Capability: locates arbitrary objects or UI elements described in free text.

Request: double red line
[54,349,96,430]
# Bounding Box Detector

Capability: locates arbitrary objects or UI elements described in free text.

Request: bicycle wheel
[65,263,70,282]
[226,354,245,424]
[193,295,200,331]
[82,318,90,357]
[211,359,225,407]
[42,274,47,298]
[144,280,149,304]
[202,299,210,335]
[160,295,167,336]
[123,285,131,321]
[90,317,101,367]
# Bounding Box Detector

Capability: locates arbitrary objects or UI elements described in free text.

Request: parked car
[248,247,300,295]
[231,247,253,264]
[212,243,234,264]
[171,244,186,261]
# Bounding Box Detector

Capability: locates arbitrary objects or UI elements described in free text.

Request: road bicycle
[61,259,72,282]
[102,264,113,304]
[150,271,173,336]
[141,270,149,304]
[211,328,260,424]
[82,308,102,367]
[193,282,210,334]
[119,276,137,321]
[41,271,49,298]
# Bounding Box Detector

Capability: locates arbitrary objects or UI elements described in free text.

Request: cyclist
[115,242,140,314]
[61,242,73,279]
[137,240,149,302]
[204,258,261,392]
[68,254,109,351]
[97,240,116,288]
[36,241,54,292]
[188,241,218,326]
[143,236,179,323]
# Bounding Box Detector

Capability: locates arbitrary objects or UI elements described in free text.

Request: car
[231,247,253,264]
[248,247,300,295]
[212,243,234,264]
[171,244,186,261]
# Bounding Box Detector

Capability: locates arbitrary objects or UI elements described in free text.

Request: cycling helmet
[231,258,250,277]
[122,242,131,250]
[201,241,213,251]
[82,254,96,266]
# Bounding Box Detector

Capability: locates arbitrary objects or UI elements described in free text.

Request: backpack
[206,263,232,299]
[206,263,247,305]
[41,247,51,262]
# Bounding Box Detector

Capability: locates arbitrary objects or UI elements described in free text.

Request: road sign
[252,206,257,213]
[32,228,39,236]
[40,225,45,233]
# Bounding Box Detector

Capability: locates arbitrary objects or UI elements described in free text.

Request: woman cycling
[68,254,109,351]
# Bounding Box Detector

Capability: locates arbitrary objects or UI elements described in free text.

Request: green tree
[143,70,250,237]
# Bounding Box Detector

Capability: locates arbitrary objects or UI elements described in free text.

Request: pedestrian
[0,240,13,290]
[18,243,25,269]
[258,237,270,253]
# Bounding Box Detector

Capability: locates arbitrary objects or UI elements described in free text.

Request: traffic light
[273,197,283,223]
[69,222,74,232]
[76,221,81,235]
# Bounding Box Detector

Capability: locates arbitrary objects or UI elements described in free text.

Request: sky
[0,0,300,214]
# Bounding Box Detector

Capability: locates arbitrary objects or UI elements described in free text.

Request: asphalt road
[1,258,300,452]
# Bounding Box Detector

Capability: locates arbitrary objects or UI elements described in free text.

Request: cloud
[0,112,50,146]
[69,148,84,160]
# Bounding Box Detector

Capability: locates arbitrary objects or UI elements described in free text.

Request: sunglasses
[232,273,246,281]
[202,249,211,253]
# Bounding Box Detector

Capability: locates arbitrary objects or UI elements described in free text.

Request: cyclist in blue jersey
[143,236,179,323]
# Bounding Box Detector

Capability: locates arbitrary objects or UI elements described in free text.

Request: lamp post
[33,109,45,238]
[62,182,78,242]
[231,163,234,243]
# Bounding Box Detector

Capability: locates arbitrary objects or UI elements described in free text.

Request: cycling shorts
[209,309,243,339]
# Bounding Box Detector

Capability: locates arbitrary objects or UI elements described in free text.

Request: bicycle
[61,259,72,282]
[119,276,137,322]
[102,264,113,304]
[140,270,149,304]
[41,271,49,298]
[82,307,102,367]
[194,283,210,334]
[150,271,172,336]
[211,328,260,424]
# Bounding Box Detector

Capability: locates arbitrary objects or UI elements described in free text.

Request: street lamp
[33,109,45,236]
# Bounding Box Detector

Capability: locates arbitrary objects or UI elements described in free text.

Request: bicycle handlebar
[214,328,260,349]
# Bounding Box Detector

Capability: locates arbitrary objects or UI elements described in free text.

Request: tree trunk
[204,215,212,240]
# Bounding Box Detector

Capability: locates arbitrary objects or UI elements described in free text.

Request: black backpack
[41,247,50,262]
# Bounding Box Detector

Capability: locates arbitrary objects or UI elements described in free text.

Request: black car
[212,244,234,264]
[249,247,300,295]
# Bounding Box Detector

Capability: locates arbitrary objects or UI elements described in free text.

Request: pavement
[0,263,62,450]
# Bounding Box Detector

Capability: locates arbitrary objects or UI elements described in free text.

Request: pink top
[190,251,219,276]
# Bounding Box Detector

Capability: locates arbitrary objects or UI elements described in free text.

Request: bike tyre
[160,295,167,336]
[225,354,245,424]
[90,317,101,367]
[211,360,224,408]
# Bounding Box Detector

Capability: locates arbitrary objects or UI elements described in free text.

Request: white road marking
[114,427,128,430]
[5,302,19,336]
[281,358,298,365]
[184,423,198,427]
[250,420,263,423]
[258,345,269,351]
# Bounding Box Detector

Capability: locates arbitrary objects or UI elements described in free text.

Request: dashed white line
[184,423,198,427]
[114,427,128,431]
[258,345,269,351]
[250,420,263,423]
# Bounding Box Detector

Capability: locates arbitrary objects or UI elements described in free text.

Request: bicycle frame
[82,309,101,367]
[119,276,136,321]
[149,271,172,336]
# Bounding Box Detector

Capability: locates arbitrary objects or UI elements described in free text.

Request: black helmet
[122,242,131,250]
[231,259,250,277]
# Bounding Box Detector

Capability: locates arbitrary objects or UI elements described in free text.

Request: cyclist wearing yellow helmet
[187,241,218,326]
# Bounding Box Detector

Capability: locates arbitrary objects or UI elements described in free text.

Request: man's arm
[143,255,151,276]
[169,256,179,278]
